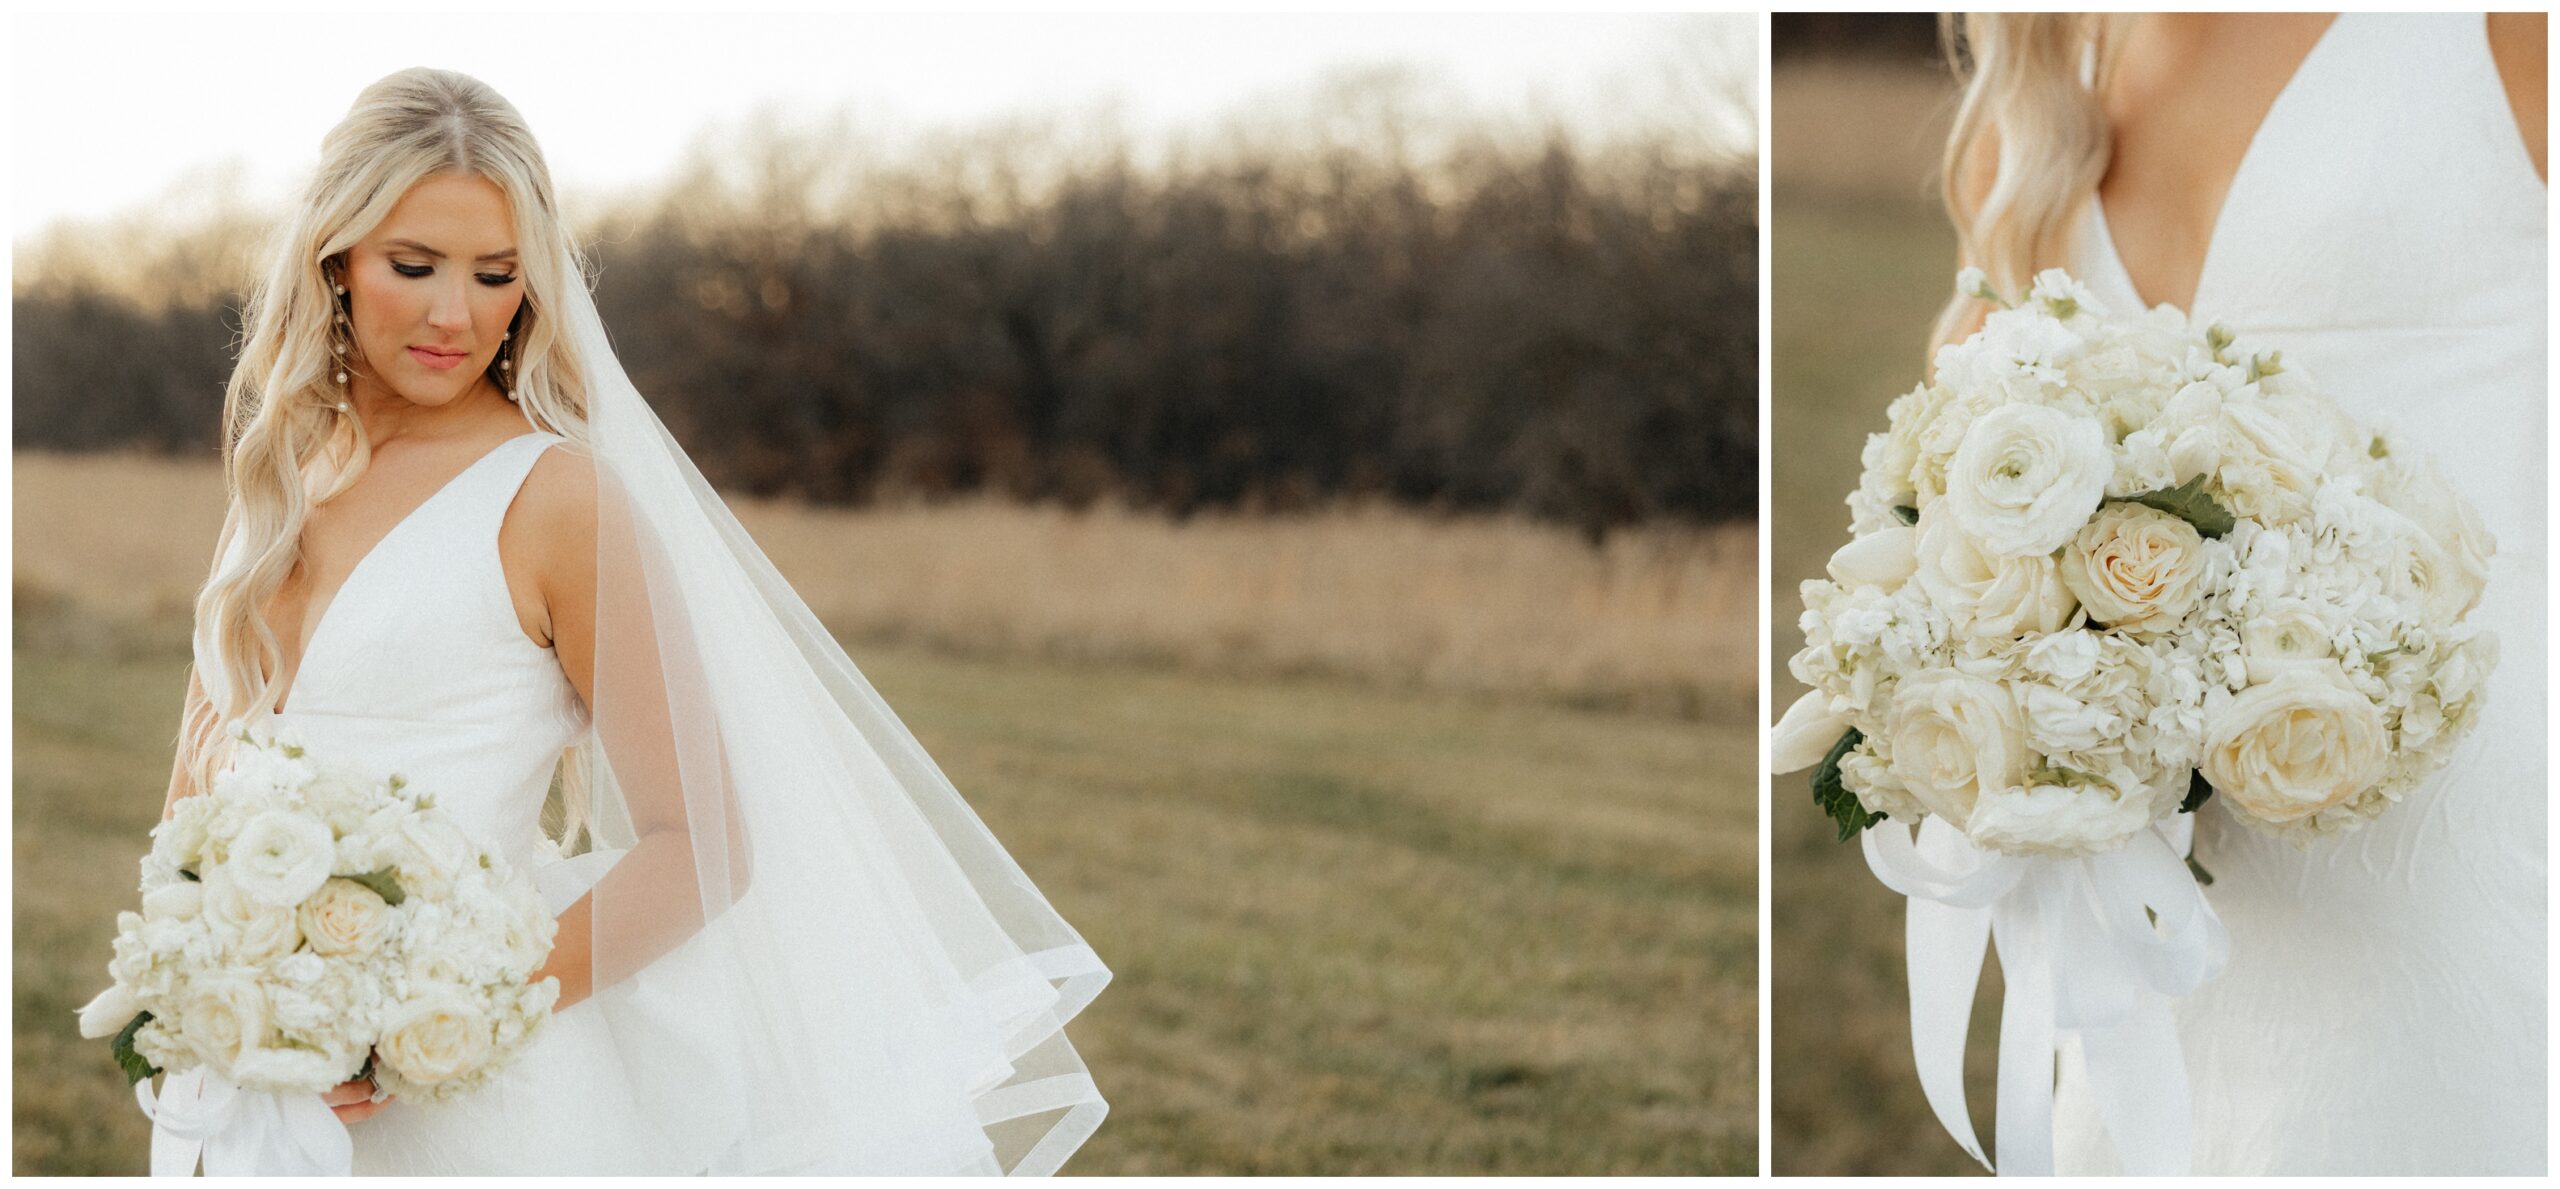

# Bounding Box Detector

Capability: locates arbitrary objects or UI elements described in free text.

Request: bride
[158,67,1109,1174]
[1934,12,2545,1174]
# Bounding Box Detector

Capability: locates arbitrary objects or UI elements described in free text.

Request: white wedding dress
[2056,12,2547,1175]
[190,430,919,1174]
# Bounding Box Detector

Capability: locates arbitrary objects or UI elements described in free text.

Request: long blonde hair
[182,68,597,839]
[1929,13,2126,354]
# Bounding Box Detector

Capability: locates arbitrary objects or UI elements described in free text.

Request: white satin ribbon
[136,1067,353,1176]
[1864,816,2228,1176]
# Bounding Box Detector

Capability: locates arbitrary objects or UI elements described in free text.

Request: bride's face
[338,171,524,408]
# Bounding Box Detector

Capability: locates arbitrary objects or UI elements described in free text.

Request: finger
[321,1083,370,1107]
[330,1100,381,1124]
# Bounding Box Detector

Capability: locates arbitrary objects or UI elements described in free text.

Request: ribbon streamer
[1864,816,2228,1176]
[137,1068,353,1176]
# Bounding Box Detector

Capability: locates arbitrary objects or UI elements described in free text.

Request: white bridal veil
[541,266,1109,1174]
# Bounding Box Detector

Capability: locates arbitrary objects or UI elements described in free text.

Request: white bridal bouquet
[1773,268,2497,1174]
[80,731,557,1173]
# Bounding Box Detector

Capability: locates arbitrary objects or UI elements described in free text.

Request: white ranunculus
[2201,669,2388,824]
[2238,601,2337,686]
[379,994,494,1087]
[1913,504,2078,638]
[1827,527,1918,592]
[1884,672,2027,828]
[76,984,140,1040]
[1941,403,2111,557]
[297,877,394,958]
[202,875,304,964]
[225,811,338,908]
[180,975,271,1069]
[2060,503,2208,635]
[1771,691,1852,773]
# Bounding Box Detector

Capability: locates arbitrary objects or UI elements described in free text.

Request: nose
[424,276,473,335]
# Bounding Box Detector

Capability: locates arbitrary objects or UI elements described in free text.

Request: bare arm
[2490,12,2548,183]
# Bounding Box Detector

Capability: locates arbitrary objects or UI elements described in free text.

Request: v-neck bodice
[195,430,589,869]
[2060,13,2547,1176]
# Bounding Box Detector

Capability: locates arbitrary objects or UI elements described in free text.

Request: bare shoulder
[2488,13,2547,182]
[498,443,599,647]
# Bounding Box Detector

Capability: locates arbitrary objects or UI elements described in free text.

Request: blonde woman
[157,67,1109,1173]
[1936,12,2544,1175]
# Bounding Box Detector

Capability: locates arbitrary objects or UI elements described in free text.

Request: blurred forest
[14,71,1757,540]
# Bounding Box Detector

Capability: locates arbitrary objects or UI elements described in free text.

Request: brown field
[13,451,1751,720]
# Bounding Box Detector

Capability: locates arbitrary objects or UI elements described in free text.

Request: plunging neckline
[2092,13,2345,313]
[262,430,545,716]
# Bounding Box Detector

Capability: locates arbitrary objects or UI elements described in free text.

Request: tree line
[16,89,1756,537]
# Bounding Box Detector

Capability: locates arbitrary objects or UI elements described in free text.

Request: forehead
[369,172,516,249]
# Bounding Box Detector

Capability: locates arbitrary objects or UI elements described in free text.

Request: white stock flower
[2201,669,2389,824]
[1940,402,2111,557]
[1913,504,2078,638]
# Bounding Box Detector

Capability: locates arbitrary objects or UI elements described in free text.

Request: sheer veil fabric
[529,265,1109,1173]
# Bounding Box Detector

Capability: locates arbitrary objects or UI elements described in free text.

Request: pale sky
[11,11,1755,240]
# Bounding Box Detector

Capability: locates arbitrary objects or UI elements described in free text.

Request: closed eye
[388,262,518,288]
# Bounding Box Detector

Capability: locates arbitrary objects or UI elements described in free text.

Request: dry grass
[13,452,1751,720]
[1768,58,2005,1177]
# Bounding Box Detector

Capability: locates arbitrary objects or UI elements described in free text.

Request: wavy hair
[181,68,597,836]
[1929,13,2127,355]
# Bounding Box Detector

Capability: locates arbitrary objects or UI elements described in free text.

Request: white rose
[2373,458,2494,620]
[201,875,303,964]
[1771,691,1852,773]
[2060,503,2208,635]
[2200,669,2388,824]
[378,994,494,1087]
[1966,781,2157,857]
[76,984,140,1040]
[180,975,271,1070]
[1884,672,2028,828]
[298,878,395,958]
[391,817,474,899]
[1941,403,2111,557]
[1827,526,1919,592]
[2238,601,2337,686]
[1913,504,2077,638]
[224,811,338,908]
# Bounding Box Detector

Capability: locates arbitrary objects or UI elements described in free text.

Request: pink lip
[408,346,467,371]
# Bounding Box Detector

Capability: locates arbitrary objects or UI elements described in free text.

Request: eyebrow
[388,238,518,263]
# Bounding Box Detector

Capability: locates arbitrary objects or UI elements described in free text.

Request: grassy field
[1767,59,2009,1177]
[13,466,1752,1174]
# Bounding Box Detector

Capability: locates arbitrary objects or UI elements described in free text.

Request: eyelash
[389,262,518,287]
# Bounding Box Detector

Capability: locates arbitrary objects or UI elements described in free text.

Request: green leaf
[2179,770,2214,814]
[113,1011,160,1086]
[2123,476,2236,539]
[343,869,406,907]
[2186,856,2217,887]
[1811,728,1885,843]
[177,868,200,883]
[1891,505,1919,526]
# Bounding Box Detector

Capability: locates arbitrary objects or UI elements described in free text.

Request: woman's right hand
[323,1075,390,1123]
